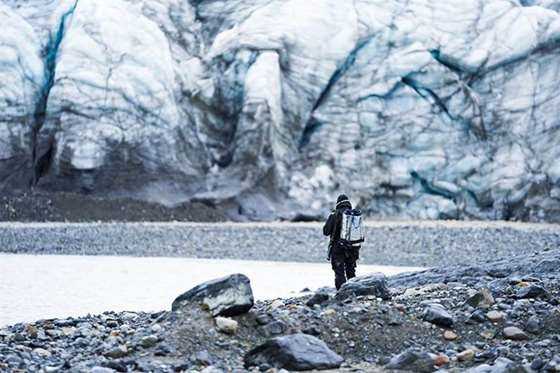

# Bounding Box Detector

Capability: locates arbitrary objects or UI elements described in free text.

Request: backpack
[340,209,364,246]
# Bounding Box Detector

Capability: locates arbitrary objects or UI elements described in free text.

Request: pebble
[457,349,475,362]
[443,330,458,341]
[104,345,128,359]
[215,317,239,335]
[503,326,529,341]
[487,311,505,322]
[140,334,159,348]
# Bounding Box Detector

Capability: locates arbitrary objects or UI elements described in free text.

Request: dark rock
[262,321,287,336]
[103,360,128,372]
[468,309,488,324]
[422,304,454,328]
[526,316,543,334]
[336,273,390,301]
[306,291,330,307]
[255,313,272,325]
[244,333,343,370]
[172,274,254,317]
[516,285,547,299]
[385,349,436,372]
[302,326,321,336]
[530,358,545,370]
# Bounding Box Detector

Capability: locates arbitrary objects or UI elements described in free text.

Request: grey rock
[104,345,128,359]
[262,321,287,337]
[385,349,436,372]
[194,350,213,366]
[336,273,390,301]
[465,358,528,373]
[90,368,116,373]
[544,355,560,372]
[244,333,343,370]
[139,334,159,348]
[422,304,454,328]
[172,274,254,317]
[466,288,495,308]
[503,326,529,341]
[526,316,543,334]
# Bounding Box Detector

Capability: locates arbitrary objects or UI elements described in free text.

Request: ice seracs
[0,0,559,221]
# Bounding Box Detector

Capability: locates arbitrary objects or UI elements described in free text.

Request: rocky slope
[1,0,560,221]
[1,249,559,372]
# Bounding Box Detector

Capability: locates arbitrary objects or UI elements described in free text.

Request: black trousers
[330,244,358,290]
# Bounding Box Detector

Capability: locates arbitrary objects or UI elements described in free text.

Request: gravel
[0,221,558,267]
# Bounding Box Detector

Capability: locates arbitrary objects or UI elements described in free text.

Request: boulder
[336,273,390,300]
[244,333,343,371]
[422,304,454,328]
[172,274,254,317]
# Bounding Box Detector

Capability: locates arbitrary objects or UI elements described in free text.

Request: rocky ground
[1,248,559,372]
[0,191,227,223]
[0,221,558,267]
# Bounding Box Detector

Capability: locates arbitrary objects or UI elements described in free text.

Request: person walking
[322,194,361,290]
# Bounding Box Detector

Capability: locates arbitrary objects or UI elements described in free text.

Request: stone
[306,291,330,307]
[503,326,529,341]
[422,304,454,328]
[526,316,543,334]
[172,274,254,317]
[91,368,116,373]
[544,355,560,372]
[457,349,475,362]
[244,333,343,370]
[466,288,495,308]
[443,330,458,341]
[140,335,159,348]
[323,309,336,317]
[104,345,128,359]
[215,317,239,335]
[434,354,450,367]
[468,310,488,324]
[336,273,390,301]
[385,349,437,372]
[194,350,213,366]
[262,321,287,336]
[487,311,505,322]
[516,285,547,299]
[32,348,51,358]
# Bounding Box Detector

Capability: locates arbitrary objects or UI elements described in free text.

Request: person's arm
[323,212,335,236]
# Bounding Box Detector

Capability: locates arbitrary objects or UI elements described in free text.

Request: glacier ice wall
[0,0,559,221]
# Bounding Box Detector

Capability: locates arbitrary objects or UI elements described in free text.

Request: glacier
[0,0,559,221]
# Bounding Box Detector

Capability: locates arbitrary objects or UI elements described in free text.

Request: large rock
[244,333,344,371]
[336,273,391,301]
[172,274,254,317]
[1,0,560,221]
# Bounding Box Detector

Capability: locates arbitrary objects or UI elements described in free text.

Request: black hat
[336,194,349,204]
